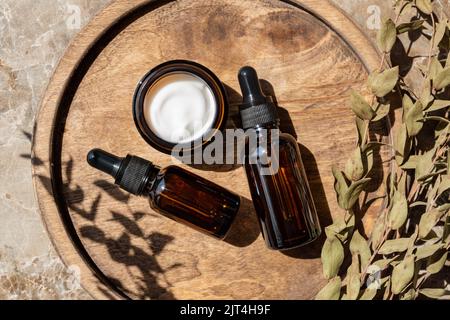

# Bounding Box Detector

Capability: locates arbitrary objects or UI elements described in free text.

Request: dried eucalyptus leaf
[391,255,415,294]
[426,99,450,112]
[325,220,347,239]
[420,80,432,108]
[382,280,391,299]
[340,216,355,242]
[373,257,398,269]
[368,67,399,97]
[444,217,450,245]
[344,146,365,181]
[415,151,434,181]
[325,216,354,242]
[315,276,341,300]
[387,191,408,230]
[394,124,411,165]
[350,230,371,268]
[390,259,402,267]
[448,150,450,171]
[415,243,443,260]
[397,170,408,196]
[419,209,443,239]
[371,220,385,250]
[361,142,391,153]
[373,103,391,122]
[434,67,450,90]
[435,121,449,140]
[388,171,397,201]
[410,201,427,208]
[332,166,349,209]
[429,57,444,80]
[419,288,446,299]
[363,147,375,176]
[438,175,450,196]
[415,0,433,15]
[402,95,414,116]
[397,20,424,34]
[379,238,410,255]
[434,19,448,49]
[402,1,415,10]
[343,178,371,210]
[355,117,367,145]
[426,250,448,274]
[405,101,424,136]
[418,169,447,182]
[359,288,377,300]
[346,212,356,226]
[400,155,419,169]
[407,227,419,256]
[400,288,416,300]
[424,115,450,124]
[438,203,450,212]
[347,254,361,300]
[322,237,345,279]
[377,19,397,52]
[350,90,376,120]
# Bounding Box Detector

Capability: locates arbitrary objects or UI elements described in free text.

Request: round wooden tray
[32,0,387,299]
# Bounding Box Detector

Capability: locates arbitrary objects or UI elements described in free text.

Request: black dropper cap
[238,66,278,129]
[87,148,155,195]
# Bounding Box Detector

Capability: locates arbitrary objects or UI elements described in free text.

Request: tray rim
[31,0,381,300]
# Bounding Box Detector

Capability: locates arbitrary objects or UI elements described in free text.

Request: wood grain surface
[32,0,389,299]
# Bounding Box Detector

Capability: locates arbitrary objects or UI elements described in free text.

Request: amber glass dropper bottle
[87,149,240,239]
[238,66,321,250]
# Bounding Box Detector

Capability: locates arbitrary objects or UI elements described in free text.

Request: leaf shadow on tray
[25,131,180,299]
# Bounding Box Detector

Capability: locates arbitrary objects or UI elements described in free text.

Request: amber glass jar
[133,60,228,155]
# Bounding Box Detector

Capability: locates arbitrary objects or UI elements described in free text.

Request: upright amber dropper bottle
[87,149,240,239]
[238,67,321,250]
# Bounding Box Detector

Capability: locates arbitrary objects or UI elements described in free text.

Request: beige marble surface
[0,0,444,299]
[0,0,111,300]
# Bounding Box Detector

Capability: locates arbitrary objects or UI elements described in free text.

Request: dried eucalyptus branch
[317,0,450,300]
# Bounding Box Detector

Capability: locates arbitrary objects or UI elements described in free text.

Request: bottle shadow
[224,196,261,247]
[95,178,261,248]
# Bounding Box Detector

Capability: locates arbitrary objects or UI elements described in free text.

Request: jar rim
[133,60,228,155]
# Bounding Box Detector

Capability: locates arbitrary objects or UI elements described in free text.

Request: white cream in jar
[143,72,217,144]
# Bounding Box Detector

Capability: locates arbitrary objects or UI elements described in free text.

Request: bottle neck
[140,165,161,196]
[251,120,280,132]
[247,121,281,152]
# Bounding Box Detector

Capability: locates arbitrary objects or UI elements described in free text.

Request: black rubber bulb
[238,66,268,107]
[87,148,122,178]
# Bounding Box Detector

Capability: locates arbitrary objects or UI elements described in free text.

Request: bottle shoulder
[157,165,194,178]
[243,129,301,162]
[151,165,198,189]
[278,132,299,145]
[158,165,176,175]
